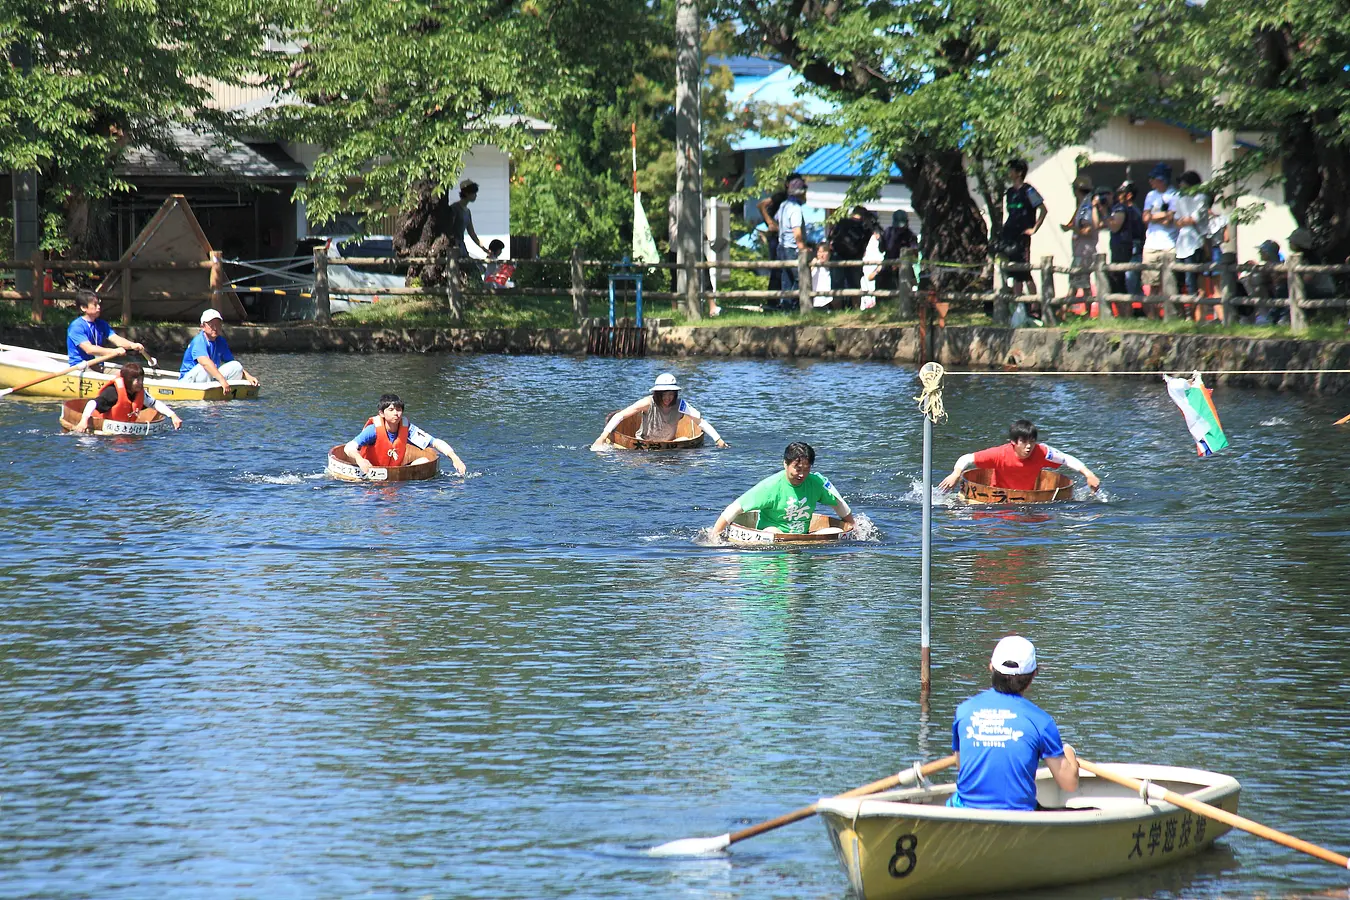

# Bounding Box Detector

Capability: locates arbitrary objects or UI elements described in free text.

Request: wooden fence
[4,246,1348,334]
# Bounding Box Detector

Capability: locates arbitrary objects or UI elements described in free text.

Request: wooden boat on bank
[326,444,439,482]
[959,467,1073,504]
[0,344,259,401]
[725,511,847,547]
[603,410,705,450]
[817,763,1239,900]
[58,399,169,436]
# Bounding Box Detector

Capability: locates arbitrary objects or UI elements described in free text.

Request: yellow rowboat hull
[326,444,440,483]
[726,511,846,547]
[0,345,258,401]
[817,764,1239,900]
[603,410,705,450]
[58,399,169,436]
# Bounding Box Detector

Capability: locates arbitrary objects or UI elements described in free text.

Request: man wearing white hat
[178,308,259,397]
[591,373,728,450]
[950,635,1079,810]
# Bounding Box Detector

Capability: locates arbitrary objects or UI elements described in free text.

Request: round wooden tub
[603,410,705,450]
[959,468,1073,504]
[59,399,169,436]
[326,444,439,482]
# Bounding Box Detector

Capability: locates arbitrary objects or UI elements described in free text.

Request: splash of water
[901,478,959,508]
[847,512,881,542]
[1260,417,1289,427]
[241,473,323,485]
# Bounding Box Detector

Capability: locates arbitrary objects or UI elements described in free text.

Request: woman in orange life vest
[937,419,1101,493]
[72,362,183,433]
[343,393,468,476]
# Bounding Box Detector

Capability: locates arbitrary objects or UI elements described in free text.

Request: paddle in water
[648,754,957,857]
[1077,758,1349,870]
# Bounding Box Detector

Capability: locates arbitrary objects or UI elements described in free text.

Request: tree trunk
[63,191,116,263]
[902,149,989,288]
[394,180,454,286]
[1281,117,1350,266]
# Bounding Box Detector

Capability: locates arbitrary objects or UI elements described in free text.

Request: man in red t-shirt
[938,420,1101,493]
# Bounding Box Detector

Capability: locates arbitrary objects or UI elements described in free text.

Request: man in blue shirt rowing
[66,290,145,367]
[950,635,1079,810]
[178,308,260,397]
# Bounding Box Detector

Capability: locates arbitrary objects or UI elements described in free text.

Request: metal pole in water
[920,412,932,694]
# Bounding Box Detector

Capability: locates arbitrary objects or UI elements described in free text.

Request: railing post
[1160,255,1178,320]
[29,248,43,323]
[1287,252,1307,333]
[122,256,132,327]
[1218,253,1238,326]
[1093,253,1114,322]
[897,250,917,318]
[445,252,464,324]
[570,247,587,324]
[208,250,225,326]
[796,247,810,313]
[313,246,330,324]
[1039,256,1057,327]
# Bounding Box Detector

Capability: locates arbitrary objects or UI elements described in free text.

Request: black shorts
[999,235,1033,282]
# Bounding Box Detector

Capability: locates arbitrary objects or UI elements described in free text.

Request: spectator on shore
[829,206,873,301]
[999,159,1046,298]
[811,242,834,309]
[484,239,515,289]
[877,210,919,295]
[1142,163,1180,311]
[1108,182,1146,300]
[1242,239,1286,324]
[449,179,486,268]
[774,175,808,308]
[1174,171,1210,297]
[1060,174,1102,299]
[860,217,884,310]
[756,176,796,294]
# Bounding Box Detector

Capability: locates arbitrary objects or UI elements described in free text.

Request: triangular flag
[632,192,660,266]
[1164,372,1228,456]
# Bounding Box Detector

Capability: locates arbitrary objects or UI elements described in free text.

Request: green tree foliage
[0,0,292,253]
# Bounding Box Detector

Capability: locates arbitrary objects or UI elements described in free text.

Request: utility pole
[674,0,703,320]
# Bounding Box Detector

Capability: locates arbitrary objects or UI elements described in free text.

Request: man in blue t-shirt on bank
[950,635,1079,810]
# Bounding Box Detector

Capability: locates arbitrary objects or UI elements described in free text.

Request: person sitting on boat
[709,441,855,537]
[178,308,261,397]
[66,289,146,368]
[344,393,468,476]
[937,420,1101,493]
[70,362,182,433]
[951,635,1079,810]
[590,373,729,450]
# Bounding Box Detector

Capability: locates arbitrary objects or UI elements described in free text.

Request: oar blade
[647,833,731,857]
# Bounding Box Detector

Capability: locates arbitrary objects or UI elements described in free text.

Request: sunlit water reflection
[0,353,1346,898]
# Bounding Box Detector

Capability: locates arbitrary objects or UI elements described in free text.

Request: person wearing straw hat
[950,635,1079,810]
[591,373,728,450]
[178,308,259,397]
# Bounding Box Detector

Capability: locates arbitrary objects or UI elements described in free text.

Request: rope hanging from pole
[916,362,947,424]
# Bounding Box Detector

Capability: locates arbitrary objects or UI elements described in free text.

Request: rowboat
[603,410,705,450]
[959,467,1073,504]
[0,344,259,401]
[326,444,440,482]
[58,399,170,436]
[817,763,1239,900]
[725,511,847,546]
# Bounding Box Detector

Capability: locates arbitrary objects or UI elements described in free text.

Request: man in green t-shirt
[711,442,855,537]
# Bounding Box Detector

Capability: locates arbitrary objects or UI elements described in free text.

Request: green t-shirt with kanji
[734,471,843,533]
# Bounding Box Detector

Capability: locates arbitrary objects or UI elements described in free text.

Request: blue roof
[798,139,902,178]
[708,55,784,78]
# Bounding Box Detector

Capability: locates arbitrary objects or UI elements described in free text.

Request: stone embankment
[5,322,1347,393]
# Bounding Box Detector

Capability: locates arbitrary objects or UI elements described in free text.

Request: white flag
[632,193,659,266]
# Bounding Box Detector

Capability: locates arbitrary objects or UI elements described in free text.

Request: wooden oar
[1334,412,1350,426]
[648,754,958,857]
[1077,759,1349,870]
[0,349,125,398]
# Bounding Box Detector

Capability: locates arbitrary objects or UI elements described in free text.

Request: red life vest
[105,376,146,423]
[360,416,409,467]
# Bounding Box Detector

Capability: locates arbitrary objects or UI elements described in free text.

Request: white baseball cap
[651,373,680,393]
[990,635,1037,675]
[200,308,224,324]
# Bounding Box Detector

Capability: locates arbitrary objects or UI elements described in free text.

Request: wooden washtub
[959,468,1073,504]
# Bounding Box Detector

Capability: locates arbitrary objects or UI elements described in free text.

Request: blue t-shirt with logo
[951,687,1065,810]
[66,317,115,366]
[179,332,235,377]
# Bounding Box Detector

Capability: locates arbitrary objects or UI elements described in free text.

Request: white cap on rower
[990,635,1037,675]
[651,373,680,393]
[200,308,224,324]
